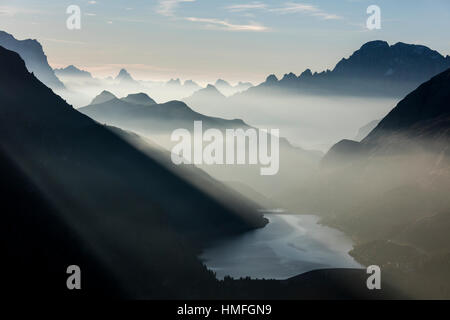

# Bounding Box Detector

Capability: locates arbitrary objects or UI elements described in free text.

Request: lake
[200,213,361,280]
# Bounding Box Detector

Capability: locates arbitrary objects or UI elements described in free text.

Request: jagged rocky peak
[281,72,297,81]
[265,74,278,84]
[300,69,313,78]
[115,68,135,82]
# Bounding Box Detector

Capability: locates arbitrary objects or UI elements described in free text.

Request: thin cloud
[157,0,195,17]
[312,12,342,20]
[185,17,269,32]
[270,3,317,14]
[226,2,342,20]
[226,2,268,12]
[270,2,342,20]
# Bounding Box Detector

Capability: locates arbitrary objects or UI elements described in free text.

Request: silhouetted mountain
[0,30,64,89]
[363,68,450,146]
[55,65,93,79]
[324,67,450,163]
[81,92,244,135]
[333,41,449,83]
[121,92,156,105]
[263,74,279,85]
[90,90,117,105]
[0,45,269,297]
[115,68,137,84]
[247,41,450,97]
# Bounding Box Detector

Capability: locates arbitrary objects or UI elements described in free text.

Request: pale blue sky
[1,0,449,83]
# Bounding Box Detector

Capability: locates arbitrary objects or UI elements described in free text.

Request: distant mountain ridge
[80,90,244,134]
[90,90,117,105]
[213,79,253,96]
[246,40,450,97]
[121,92,156,105]
[55,65,93,79]
[183,84,226,107]
[0,30,65,89]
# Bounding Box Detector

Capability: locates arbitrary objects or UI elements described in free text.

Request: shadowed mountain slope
[0,30,64,89]
[0,43,267,253]
[324,67,450,164]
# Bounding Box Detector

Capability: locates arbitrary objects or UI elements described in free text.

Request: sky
[1,0,450,84]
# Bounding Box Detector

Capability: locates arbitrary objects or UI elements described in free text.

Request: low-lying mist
[187,92,400,152]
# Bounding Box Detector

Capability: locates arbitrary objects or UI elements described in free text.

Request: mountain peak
[300,69,313,78]
[281,72,297,81]
[121,93,156,106]
[331,40,450,86]
[90,90,117,105]
[265,74,278,84]
[115,68,135,82]
[360,40,389,50]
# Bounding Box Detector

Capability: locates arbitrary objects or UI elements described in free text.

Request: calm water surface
[200,213,361,280]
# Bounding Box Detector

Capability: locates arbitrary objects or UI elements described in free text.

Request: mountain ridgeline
[0,30,64,89]
[80,91,246,134]
[54,65,93,79]
[244,41,450,98]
